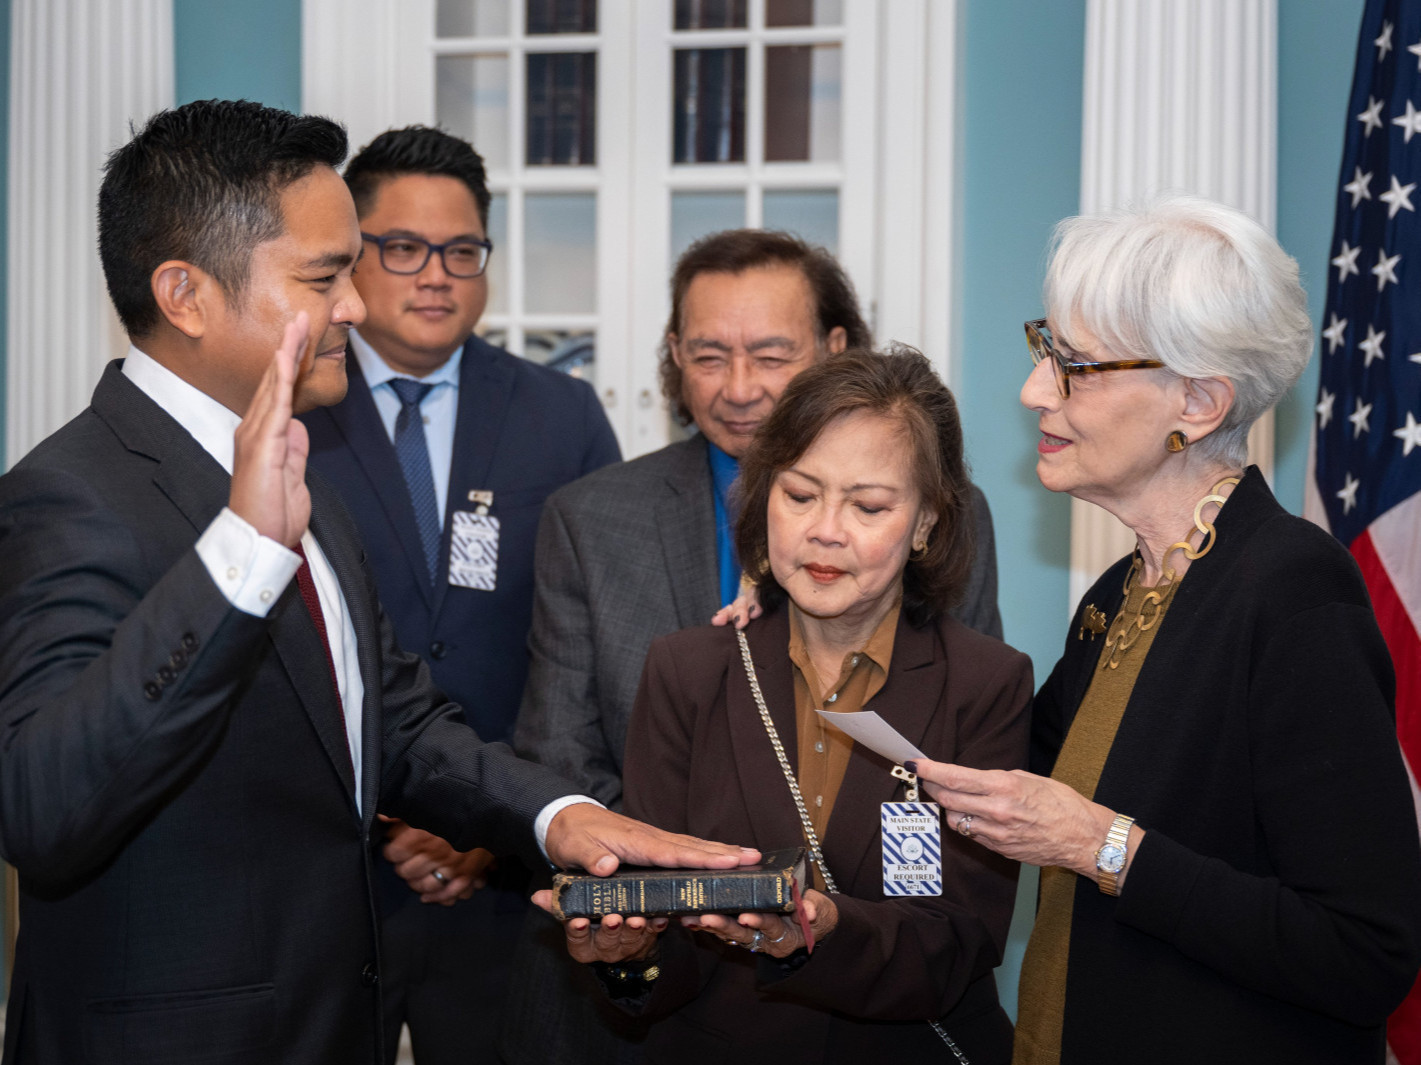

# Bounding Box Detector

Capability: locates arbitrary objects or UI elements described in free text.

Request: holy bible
[550,847,808,919]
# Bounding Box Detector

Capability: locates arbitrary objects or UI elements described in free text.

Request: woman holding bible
[911,196,1421,1064]
[543,347,1032,1063]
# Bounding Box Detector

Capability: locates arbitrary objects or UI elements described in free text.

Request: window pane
[670,191,746,262]
[484,193,508,315]
[764,44,840,163]
[762,189,838,253]
[765,0,842,27]
[525,193,597,313]
[673,0,746,30]
[526,52,596,166]
[437,0,510,36]
[673,48,746,164]
[526,0,596,34]
[437,55,510,171]
[525,330,596,380]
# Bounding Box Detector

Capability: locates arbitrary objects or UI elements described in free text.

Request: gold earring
[1165,430,1188,453]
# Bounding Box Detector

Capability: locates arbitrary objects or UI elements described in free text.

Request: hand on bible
[543,803,759,877]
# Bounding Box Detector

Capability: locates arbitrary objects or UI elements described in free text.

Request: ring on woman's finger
[431,869,449,884]
[958,814,975,838]
[749,930,765,953]
[768,926,791,945]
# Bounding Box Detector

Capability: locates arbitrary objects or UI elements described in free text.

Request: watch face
[1097,843,1127,874]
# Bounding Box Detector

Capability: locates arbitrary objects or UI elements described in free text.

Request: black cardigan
[1032,468,1421,1064]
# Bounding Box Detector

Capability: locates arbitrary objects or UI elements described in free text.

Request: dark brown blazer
[622,604,1033,1065]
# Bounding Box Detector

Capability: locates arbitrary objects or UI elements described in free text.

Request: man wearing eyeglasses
[300,125,620,1065]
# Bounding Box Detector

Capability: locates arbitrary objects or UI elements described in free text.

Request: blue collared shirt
[707,441,742,607]
[349,331,462,525]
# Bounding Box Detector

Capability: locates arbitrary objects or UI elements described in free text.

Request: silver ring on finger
[958,814,975,839]
[768,926,791,945]
[432,869,448,884]
[749,930,765,953]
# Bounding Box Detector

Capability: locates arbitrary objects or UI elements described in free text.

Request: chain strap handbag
[734,630,970,1065]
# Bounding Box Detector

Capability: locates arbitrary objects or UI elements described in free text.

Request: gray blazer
[513,433,1002,811]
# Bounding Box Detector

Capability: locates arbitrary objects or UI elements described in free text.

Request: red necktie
[294,543,346,717]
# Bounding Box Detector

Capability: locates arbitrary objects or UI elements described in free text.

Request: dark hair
[734,346,974,628]
[344,126,492,228]
[98,99,348,337]
[659,229,872,424]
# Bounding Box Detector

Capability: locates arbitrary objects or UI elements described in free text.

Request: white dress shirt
[120,346,592,848]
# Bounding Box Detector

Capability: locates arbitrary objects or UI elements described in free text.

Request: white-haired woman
[911,196,1421,1065]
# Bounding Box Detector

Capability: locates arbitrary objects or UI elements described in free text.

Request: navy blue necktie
[388,378,441,587]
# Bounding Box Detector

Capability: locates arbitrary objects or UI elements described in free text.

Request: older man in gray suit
[498,229,1002,1065]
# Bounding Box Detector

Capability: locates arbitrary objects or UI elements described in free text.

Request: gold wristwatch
[1094,814,1135,896]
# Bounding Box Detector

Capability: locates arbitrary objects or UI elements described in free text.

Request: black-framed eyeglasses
[361,232,494,278]
[1025,318,1166,399]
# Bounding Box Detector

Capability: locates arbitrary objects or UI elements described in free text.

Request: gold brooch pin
[1078,605,1107,640]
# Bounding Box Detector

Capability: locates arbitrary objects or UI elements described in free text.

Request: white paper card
[448,510,499,591]
[881,802,943,896]
[816,710,926,765]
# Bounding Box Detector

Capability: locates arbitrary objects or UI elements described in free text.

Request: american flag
[1308,1,1421,1059]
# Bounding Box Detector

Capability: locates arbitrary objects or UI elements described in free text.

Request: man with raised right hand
[0,99,752,1065]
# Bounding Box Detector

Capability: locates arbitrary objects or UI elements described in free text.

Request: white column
[302,0,434,162]
[5,0,173,467]
[872,0,957,384]
[1069,0,1277,608]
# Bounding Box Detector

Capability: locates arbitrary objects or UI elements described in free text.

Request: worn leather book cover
[550,847,807,919]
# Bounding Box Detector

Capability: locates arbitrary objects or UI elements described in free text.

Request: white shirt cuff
[196,508,302,618]
[534,795,605,862]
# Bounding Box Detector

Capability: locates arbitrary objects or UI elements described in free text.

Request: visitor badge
[448,510,499,591]
[881,802,943,896]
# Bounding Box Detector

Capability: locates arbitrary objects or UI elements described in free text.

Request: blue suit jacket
[301,334,620,746]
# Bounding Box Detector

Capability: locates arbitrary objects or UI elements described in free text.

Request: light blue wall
[173,0,301,110]
[959,0,1088,1021]
[1275,0,1364,514]
[959,0,1084,685]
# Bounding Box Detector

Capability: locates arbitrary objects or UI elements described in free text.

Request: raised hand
[230,313,312,547]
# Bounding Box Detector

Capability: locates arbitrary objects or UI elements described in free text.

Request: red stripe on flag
[1351,530,1421,1064]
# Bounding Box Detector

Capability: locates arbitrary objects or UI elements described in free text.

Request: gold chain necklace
[1100,476,1240,670]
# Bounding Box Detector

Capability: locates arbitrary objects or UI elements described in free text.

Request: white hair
[1043,194,1313,465]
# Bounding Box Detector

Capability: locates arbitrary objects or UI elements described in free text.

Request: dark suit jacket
[1033,468,1421,1065]
[0,363,577,1065]
[301,333,620,746]
[513,433,1003,811]
[622,606,1033,1065]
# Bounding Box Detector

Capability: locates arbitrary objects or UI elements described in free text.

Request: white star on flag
[1359,95,1386,136]
[1333,240,1362,281]
[1317,388,1336,429]
[1360,324,1387,366]
[1396,411,1421,457]
[1395,99,1421,143]
[1350,396,1374,437]
[1378,19,1395,60]
[1411,38,1421,69]
[1323,313,1348,353]
[1336,473,1361,514]
[1412,352,1421,365]
[1344,167,1374,207]
[1381,174,1418,216]
[1373,249,1402,291]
